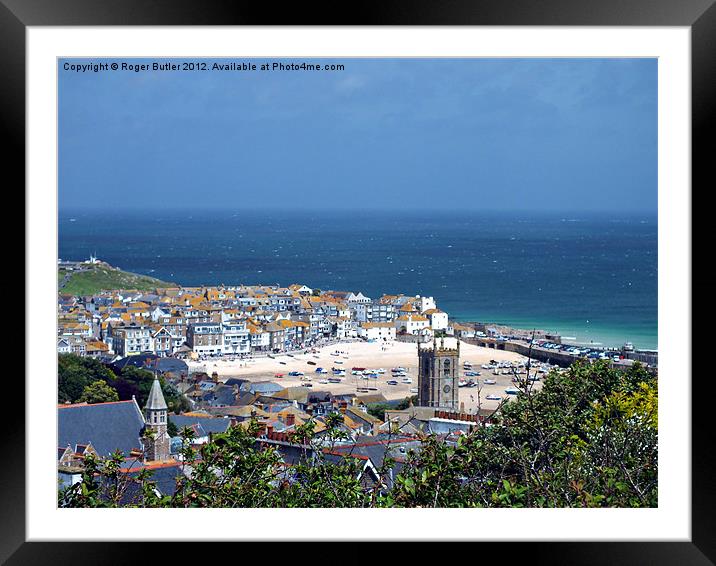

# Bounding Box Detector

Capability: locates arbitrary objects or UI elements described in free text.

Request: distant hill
[58,262,176,295]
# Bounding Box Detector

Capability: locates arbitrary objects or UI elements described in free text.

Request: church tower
[417,335,460,410]
[143,377,170,462]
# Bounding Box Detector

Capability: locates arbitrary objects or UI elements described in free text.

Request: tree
[167,420,179,438]
[79,380,120,404]
[58,354,116,403]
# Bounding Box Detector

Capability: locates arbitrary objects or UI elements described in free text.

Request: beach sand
[186,338,542,413]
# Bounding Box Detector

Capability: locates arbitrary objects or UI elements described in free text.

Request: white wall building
[424,309,449,331]
[394,314,430,335]
[112,325,154,357]
[222,321,251,355]
[357,322,396,341]
[415,295,437,313]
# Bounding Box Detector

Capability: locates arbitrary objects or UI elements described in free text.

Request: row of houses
[58,283,455,359]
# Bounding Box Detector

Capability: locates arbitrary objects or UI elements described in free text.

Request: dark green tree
[58,354,117,403]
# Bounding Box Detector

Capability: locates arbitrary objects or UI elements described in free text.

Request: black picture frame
[4,0,707,563]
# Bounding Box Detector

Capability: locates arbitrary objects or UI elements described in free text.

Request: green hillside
[58,264,176,295]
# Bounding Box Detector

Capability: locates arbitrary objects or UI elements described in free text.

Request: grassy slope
[59,265,176,295]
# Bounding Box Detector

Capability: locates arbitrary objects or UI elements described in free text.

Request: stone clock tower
[417,336,460,410]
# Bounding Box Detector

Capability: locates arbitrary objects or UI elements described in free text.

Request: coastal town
[57,258,657,503]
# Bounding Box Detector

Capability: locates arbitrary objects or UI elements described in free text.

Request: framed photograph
[7,0,708,563]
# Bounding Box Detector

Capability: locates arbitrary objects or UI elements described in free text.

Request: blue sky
[59,58,657,212]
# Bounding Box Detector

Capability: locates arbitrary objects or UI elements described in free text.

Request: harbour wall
[464,337,576,367]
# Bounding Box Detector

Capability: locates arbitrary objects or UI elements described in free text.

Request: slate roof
[169,415,232,436]
[208,384,239,407]
[110,354,188,375]
[249,381,284,395]
[58,400,145,457]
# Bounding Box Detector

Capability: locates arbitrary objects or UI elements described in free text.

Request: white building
[222,320,251,355]
[424,309,449,331]
[394,314,430,335]
[414,295,437,313]
[357,322,396,341]
[346,292,372,306]
[112,325,154,357]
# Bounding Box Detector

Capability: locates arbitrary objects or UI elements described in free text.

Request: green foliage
[58,354,189,413]
[58,354,116,403]
[59,265,174,296]
[79,380,120,404]
[388,360,657,508]
[167,420,179,438]
[59,360,658,509]
[367,395,417,421]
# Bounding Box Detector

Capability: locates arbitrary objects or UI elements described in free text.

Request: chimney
[266,423,273,437]
[285,413,296,426]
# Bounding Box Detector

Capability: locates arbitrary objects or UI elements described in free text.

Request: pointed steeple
[143,377,170,462]
[145,377,167,411]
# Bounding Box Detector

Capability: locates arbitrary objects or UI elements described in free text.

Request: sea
[59,209,658,350]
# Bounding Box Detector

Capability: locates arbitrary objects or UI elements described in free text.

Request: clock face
[443,384,451,394]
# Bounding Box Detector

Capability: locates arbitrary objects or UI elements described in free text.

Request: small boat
[504,387,520,395]
[307,361,317,366]
[319,379,329,384]
[486,394,502,401]
[483,379,496,385]
[279,361,287,365]
[302,382,313,387]
[274,373,284,378]
[386,380,398,385]
[401,377,412,384]
[328,377,342,383]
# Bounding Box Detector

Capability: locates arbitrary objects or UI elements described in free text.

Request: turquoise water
[59,209,657,350]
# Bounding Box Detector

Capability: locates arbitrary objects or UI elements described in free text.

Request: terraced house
[112,324,153,356]
[186,322,223,356]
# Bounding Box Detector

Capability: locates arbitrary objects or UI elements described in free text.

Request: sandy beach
[187,338,544,413]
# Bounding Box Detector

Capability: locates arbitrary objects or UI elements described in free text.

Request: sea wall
[464,337,576,367]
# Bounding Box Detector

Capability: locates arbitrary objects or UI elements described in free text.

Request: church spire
[143,377,170,462]
[145,377,168,411]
